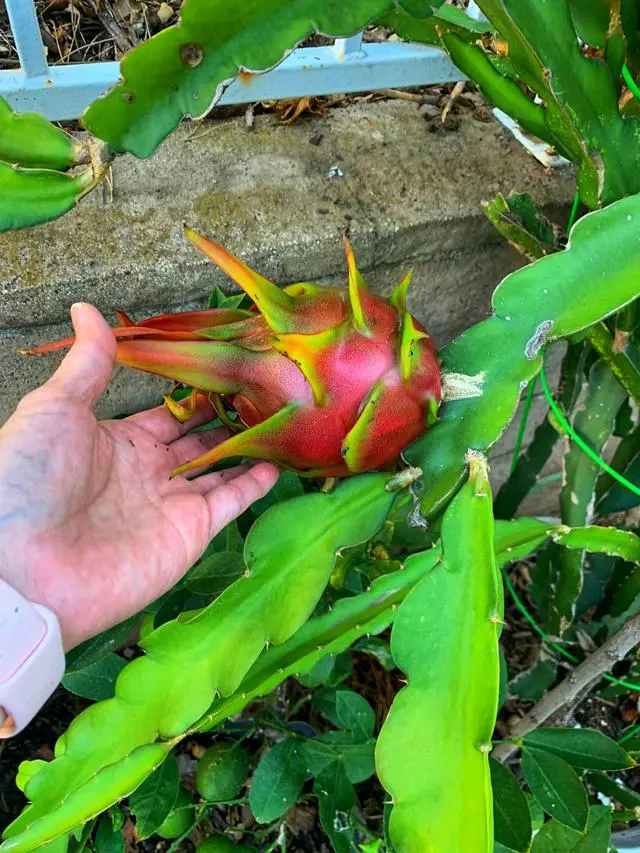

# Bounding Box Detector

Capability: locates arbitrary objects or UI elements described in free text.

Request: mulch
[0,1,182,68]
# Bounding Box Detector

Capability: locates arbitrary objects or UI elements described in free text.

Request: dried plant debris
[0,0,182,67]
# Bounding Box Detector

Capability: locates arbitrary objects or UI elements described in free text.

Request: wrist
[0,578,65,737]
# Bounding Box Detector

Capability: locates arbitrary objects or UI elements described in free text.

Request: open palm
[0,304,278,650]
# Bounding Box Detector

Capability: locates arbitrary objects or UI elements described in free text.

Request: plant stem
[587,321,640,405]
[493,612,640,762]
[510,378,536,474]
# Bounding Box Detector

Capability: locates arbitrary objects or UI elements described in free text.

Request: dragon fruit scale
[28,228,442,478]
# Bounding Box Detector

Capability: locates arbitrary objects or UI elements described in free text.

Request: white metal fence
[0,0,482,121]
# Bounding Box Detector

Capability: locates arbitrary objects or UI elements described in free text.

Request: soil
[0,648,402,851]
[3,588,635,849]
[0,1,184,68]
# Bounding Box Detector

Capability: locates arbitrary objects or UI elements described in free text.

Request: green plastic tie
[567,191,581,232]
[539,358,640,498]
[510,377,536,474]
[502,569,640,692]
[618,722,640,745]
[622,63,640,101]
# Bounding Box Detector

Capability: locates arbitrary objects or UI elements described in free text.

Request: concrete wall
[0,99,574,505]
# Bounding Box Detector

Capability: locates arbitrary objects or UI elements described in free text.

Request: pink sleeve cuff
[0,579,65,738]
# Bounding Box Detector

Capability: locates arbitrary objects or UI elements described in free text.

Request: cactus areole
[30,229,442,478]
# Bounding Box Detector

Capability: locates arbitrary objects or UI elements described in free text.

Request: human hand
[0,303,279,650]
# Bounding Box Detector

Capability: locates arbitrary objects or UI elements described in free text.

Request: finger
[205,462,279,537]
[169,428,231,470]
[45,303,116,407]
[126,397,217,444]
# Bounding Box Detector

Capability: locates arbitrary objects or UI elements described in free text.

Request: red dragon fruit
[28,228,442,478]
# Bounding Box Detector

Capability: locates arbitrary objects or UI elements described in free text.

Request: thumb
[45,303,117,407]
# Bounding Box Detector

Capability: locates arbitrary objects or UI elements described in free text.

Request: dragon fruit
[29,228,442,478]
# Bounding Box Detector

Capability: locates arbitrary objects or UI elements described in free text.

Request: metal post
[4,0,48,78]
[467,2,487,23]
[333,32,364,59]
[0,25,467,120]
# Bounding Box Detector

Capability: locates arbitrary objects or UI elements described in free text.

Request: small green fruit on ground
[196,836,257,853]
[156,788,195,839]
[195,742,248,802]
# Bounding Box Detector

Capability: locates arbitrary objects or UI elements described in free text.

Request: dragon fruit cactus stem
[27,228,442,478]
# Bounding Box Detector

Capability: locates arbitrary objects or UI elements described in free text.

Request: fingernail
[70,303,86,327]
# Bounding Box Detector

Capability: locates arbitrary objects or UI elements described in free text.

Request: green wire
[508,188,580,483]
[618,722,640,744]
[510,377,537,474]
[500,59,640,708]
[502,570,640,692]
[623,63,640,101]
[567,191,581,232]
[539,360,640,498]
[501,569,564,650]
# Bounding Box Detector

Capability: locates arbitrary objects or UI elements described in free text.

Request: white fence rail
[0,0,484,121]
